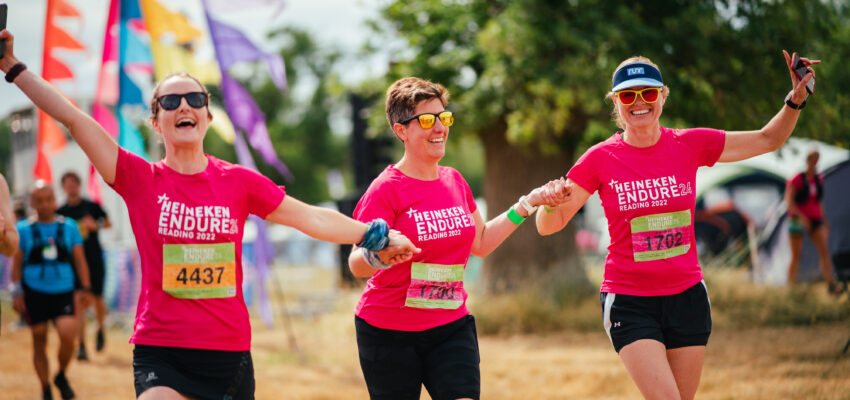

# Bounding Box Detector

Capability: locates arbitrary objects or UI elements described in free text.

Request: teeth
[429,138,444,143]
[631,110,650,115]
[176,118,197,127]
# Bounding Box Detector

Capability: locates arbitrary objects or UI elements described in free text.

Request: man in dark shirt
[57,171,111,360]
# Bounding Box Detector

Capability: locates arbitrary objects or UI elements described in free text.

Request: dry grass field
[1,268,849,399]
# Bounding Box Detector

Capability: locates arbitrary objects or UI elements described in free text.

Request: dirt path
[2,306,848,399]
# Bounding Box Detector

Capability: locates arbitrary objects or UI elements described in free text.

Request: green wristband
[507,207,526,225]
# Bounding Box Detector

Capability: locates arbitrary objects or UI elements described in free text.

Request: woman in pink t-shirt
[347,77,552,400]
[536,54,818,399]
[1,30,419,400]
[785,149,837,292]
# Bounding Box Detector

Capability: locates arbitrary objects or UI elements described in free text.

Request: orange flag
[34,0,86,182]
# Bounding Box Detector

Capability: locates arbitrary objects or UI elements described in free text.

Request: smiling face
[612,85,667,132]
[151,75,211,148]
[394,98,450,163]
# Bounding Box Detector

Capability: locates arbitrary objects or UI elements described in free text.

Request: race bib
[162,243,237,299]
[405,262,466,309]
[630,210,692,262]
[43,239,58,260]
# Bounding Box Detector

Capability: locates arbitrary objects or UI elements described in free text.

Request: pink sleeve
[109,148,154,199]
[679,128,726,167]
[244,170,286,218]
[454,168,477,214]
[353,180,397,226]
[566,147,601,195]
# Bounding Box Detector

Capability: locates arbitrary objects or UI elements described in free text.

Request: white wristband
[518,195,538,215]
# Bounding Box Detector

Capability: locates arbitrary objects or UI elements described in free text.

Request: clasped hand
[375,230,421,265]
[527,177,573,210]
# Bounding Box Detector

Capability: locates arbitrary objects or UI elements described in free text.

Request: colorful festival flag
[118,0,153,158]
[35,0,86,182]
[89,0,121,203]
[203,0,289,326]
[203,10,291,180]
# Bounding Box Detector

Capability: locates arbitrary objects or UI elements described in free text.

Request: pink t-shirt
[111,148,285,351]
[353,165,478,331]
[568,127,725,296]
[789,173,823,220]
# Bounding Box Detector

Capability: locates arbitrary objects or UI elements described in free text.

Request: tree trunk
[479,128,591,296]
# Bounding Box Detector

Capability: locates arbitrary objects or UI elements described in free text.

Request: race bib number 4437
[162,243,237,299]
[630,210,692,262]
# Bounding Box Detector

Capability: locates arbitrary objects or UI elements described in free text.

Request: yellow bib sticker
[162,243,236,299]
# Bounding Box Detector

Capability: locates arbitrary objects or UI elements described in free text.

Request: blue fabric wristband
[358,218,390,252]
[363,249,391,270]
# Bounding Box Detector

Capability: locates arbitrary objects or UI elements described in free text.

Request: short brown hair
[149,72,211,122]
[60,170,81,185]
[385,77,449,127]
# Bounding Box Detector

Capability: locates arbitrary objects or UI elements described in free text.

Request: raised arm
[0,30,119,183]
[718,51,819,163]
[536,179,591,236]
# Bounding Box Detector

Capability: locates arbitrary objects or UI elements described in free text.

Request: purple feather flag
[206,16,287,91]
[221,73,293,180]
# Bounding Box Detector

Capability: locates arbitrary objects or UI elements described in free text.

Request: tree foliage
[370,0,850,293]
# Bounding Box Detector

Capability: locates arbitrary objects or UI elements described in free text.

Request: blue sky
[1,0,388,116]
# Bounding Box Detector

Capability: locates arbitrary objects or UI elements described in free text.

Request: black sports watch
[785,92,806,110]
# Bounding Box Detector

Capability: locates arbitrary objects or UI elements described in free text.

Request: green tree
[206,27,348,205]
[372,0,850,294]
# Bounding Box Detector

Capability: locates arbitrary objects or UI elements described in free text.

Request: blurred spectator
[785,149,839,293]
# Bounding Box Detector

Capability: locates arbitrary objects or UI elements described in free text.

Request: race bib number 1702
[630,210,692,262]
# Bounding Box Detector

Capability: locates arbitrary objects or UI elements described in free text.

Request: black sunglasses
[157,92,208,111]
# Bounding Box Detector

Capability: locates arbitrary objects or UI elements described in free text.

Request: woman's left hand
[783,50,820,105]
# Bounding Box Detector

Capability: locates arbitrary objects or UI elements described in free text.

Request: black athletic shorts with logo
[23,286,75,326]
[133,344,254,400]
[600,280,711,353]
[355,314,480,400]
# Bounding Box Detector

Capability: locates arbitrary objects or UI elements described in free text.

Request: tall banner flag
[203,0,288,326]
[35,0,86,182]
[203,10,291,180]
[118,0,153,158]
[89,0,121,203]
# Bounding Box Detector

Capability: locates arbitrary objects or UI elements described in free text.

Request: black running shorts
[133,344,255,400]
[355,314,480,400]
[23,287,75,326]
[600,280,712,353]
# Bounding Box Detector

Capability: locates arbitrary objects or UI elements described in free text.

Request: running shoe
[53,371,75,400]
[96,329,105,352]
[42,383,53,400]
[76,345,88,361]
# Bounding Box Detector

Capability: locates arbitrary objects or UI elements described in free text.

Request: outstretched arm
[470,184,552,257]
[0,30,119,183]
[536,179,591,236]
[719,50,819,163]
[266,196,420,271]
